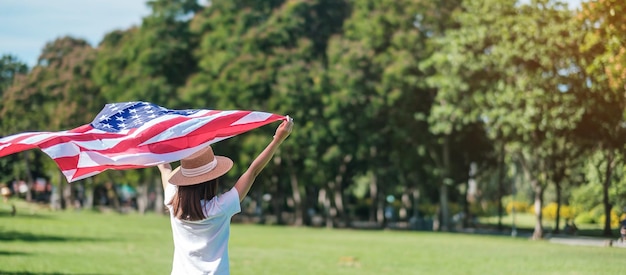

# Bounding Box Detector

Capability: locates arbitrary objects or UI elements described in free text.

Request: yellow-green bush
[540,202,577,221]
[505,201,529,214]
[574,212,595,224]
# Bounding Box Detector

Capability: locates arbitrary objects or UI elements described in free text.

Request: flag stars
[91,102,200,133]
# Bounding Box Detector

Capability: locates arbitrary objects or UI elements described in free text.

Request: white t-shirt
[164,184,241,275]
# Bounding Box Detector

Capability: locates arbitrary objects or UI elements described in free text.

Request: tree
[93,0,199,107]
[577,0,626,236]
[1,37,102,207]
[0,55,29,184]
[324,0,469,228]
[91,0,201,212]
[426,0,584,238]
[185,0,350,225]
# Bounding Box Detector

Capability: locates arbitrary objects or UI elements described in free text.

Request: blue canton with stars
[90,102,200,133]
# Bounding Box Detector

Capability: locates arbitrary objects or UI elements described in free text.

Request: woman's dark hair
[170,178,218,221]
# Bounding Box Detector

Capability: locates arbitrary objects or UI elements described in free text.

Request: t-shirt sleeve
[218,188,242,217]
[163,183,176,206]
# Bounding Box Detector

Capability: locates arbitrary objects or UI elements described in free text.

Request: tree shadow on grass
[0,250,30,256]
[0,229,110,242]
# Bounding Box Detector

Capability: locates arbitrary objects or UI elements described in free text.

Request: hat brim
[168,156,233,186]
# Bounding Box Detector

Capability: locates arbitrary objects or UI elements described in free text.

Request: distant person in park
[564,219,577,235]
[157,116,293,275]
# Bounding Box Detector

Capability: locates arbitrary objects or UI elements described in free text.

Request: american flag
[0,101,285,182]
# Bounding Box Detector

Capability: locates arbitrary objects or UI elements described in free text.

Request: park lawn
[479,213,618,236]
[1,201,625,275]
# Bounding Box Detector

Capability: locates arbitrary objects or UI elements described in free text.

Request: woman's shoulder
[203,188,240,217]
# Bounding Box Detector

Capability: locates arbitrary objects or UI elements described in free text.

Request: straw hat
[168,146,233,186]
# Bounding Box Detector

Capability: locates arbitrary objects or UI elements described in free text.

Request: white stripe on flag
[42,142,80,159]
[75,137,233,168]
[231,111,273,125]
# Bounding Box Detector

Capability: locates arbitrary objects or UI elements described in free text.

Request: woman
[157,116,293,275]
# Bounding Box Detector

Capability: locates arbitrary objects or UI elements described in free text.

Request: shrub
[505,201,529,215]
[470,201,499,216]
[574,212,595,225]
[540,203,577,221]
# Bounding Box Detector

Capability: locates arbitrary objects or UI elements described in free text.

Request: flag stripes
[0,102,285,182]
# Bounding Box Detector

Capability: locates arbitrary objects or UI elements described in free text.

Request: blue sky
[0,0,583,68]
[0,0,151,67]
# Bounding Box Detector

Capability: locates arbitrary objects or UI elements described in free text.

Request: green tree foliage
[0,55,28,93]
[579,0,626,91]
[1,37,101,205]
[92,0,199,107]
[2,0,626,233]
[577,0,626,236]
[185,0,350,225]
[324,0,471,228]
[0,55,28,184]
[426,0,585,238]
[572,151,626,216]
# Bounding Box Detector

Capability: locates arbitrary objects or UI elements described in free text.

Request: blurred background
[1,0,625,241]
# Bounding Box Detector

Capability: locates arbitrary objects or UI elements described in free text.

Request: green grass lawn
[2,200,626,275]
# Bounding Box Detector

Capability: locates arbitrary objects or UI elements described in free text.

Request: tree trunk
[304,185,316,226]
[400,191,410,221]
[369,173,378,223]
[333,184,346,227]
[136,183,148,215]
[497,142,505,231]
[602,150,615,237]
[377,189,385,227]
[319,187,333,228]
[59,172,67,209]
[519,153,544,240]
[85,178,94,210]
[439,136,451,231]
[532,182,544,240]
[22,152,34,202]
[270,176,284,225]
[412,188,420,225]
[439,183,449,231]
[332,156,351,227]
[285,156,303,226]
[465,162,478,228]
[289,172,303,226]
[554,181,562,234]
